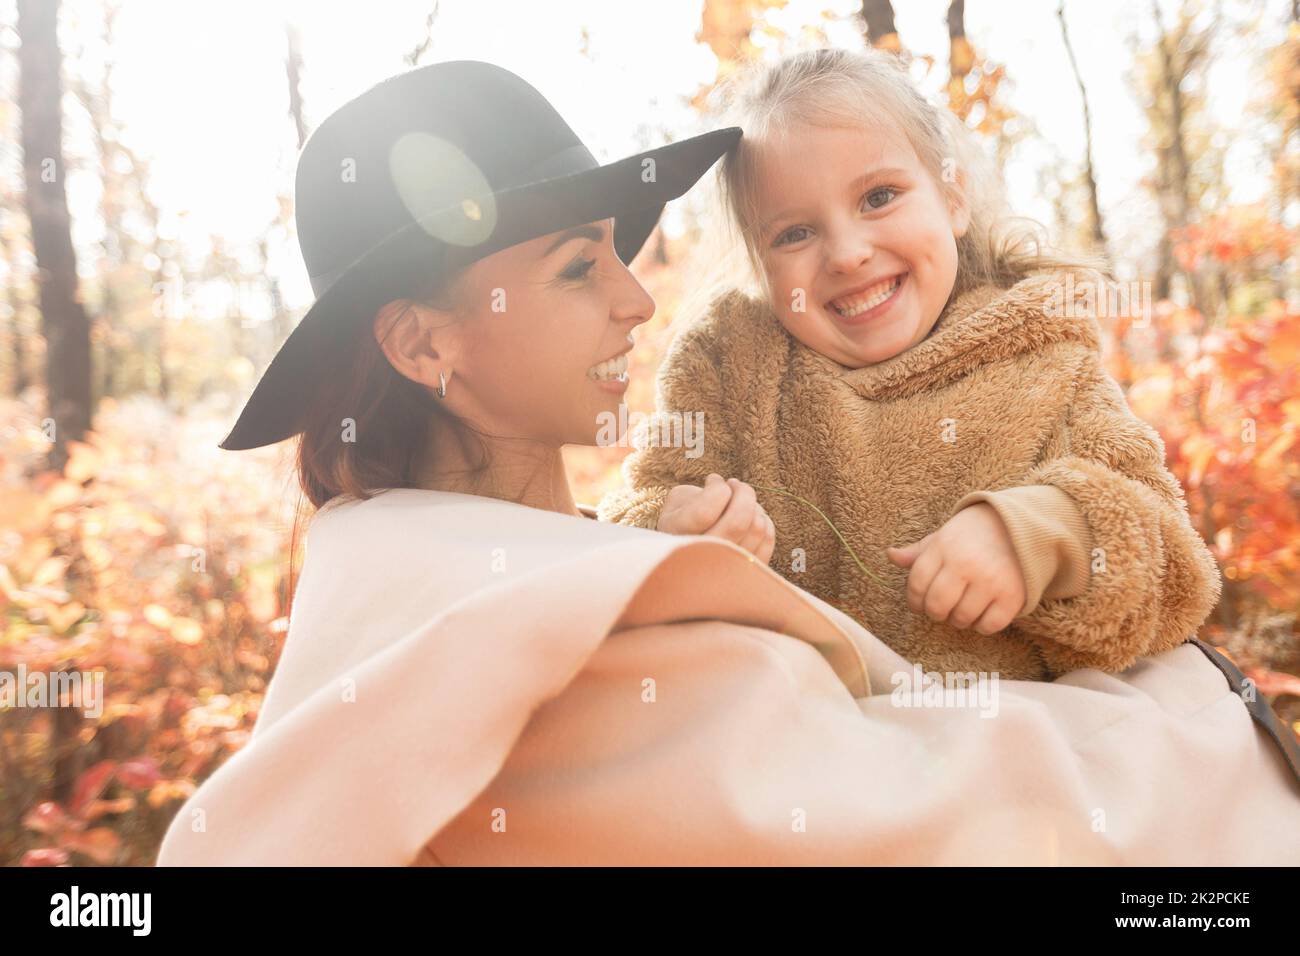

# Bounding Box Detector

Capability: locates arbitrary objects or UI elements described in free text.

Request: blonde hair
[690,47,1106,313]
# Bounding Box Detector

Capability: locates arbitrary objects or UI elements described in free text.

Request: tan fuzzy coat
[598,269,1222,681]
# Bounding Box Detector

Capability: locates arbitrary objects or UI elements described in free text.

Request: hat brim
[219,126,740,451]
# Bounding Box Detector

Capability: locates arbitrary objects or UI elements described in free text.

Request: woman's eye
[560,257,596,281]
[862,186,898,211]
[772,225,811,247]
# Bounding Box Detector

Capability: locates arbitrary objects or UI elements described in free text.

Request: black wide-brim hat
[220,60,740,450]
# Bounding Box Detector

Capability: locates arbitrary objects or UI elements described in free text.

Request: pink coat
[155,489,1300,865]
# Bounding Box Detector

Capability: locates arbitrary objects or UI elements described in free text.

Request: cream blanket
[155,488,1300,865]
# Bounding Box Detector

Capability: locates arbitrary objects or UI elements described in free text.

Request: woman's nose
[613,269,656,329]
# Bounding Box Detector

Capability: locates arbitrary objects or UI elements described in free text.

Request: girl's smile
[752,120,968,368]
[825,271,907,325]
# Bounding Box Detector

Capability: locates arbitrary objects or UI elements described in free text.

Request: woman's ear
[373,299,455,391]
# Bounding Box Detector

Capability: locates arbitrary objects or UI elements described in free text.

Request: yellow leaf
[44,480,81,510]
[143,604,172,629]
[1183,434,1215,487]
[170,617,203,645]
[63,441,102,483]
[30,555,70,587]
[1257,430,1296,470]
[46,601,85,633]
[82,538,113,572]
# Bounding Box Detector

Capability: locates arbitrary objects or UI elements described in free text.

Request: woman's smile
[587,350,631,393]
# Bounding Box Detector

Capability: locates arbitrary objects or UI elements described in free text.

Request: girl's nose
[825,229,874,275]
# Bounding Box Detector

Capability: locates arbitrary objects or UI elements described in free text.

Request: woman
[156,60,1300,867]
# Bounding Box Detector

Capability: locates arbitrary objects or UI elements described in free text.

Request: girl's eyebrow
[848,166,910,191]
[760,207,803,240]
[759,166,911,237]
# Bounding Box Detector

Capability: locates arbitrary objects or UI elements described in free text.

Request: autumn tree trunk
[0,222,32,396]
[861,0,900,51]
[285,23,308,150]
[71,0,128,402]
[17,0,92,471]
[1149,0,1211,317]
[1057,1,1111,268]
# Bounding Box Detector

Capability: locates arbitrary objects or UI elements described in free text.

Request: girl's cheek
[774,256,815,304]
[777,279,807,317]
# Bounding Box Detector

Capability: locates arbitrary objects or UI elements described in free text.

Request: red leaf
[1246,668,1300,699]
[70,759,116,814]
[22,801,68,836]
[21,848,70,867]
[115,756,161,790]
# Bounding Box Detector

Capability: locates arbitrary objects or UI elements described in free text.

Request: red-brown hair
[293,270,487,510]
[280,265,489,619]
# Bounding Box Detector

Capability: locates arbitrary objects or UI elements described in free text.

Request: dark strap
[1185,636,1300,792]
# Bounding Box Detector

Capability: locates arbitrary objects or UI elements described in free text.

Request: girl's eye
[862,186,898,211]
[772,225,811,248]
[560,256,596,281]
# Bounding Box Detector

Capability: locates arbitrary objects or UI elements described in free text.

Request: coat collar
[802,268,1103,401]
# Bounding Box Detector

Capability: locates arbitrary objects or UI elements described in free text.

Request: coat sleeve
[984,355,1222,675]
[597,299,742,530]
[951,483,1094,616]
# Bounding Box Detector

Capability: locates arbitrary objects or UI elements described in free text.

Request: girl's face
[384,217,655,447]
[752,120,969,367]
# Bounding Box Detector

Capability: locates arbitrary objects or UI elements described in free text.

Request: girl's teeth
[831,275,902,317]
[587,353,629,381]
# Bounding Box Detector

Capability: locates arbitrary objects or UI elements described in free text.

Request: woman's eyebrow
[539,222,605,259]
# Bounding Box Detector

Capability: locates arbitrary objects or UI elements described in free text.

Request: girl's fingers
[972,597,1018,635]
[948,584,992,631]
[707,479,757,541]
[886,532,935,568]
[691,474,733,527]
[905,546,943,615]
[736,507,764,553]
[737,503,770,556]
[921,568,966,623]
[757,512,776,564]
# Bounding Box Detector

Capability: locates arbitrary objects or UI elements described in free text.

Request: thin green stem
[749,483,894,590]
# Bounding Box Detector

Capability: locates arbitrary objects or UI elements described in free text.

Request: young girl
[598,48,1221,681]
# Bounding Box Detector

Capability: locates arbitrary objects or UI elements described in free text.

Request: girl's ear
[373,300,456,391]
[947,170,971,240]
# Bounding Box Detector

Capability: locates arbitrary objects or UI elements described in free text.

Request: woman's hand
[886,503,1027,635]
[657,473,776,565]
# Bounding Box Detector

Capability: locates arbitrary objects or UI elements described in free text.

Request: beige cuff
[952,485,1094,617]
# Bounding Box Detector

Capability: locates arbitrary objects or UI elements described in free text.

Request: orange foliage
[1103,204,1300,713]
[0,397,297,865]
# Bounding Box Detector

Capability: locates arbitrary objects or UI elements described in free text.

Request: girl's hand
[657,473,776,565]
[885,503,1027,635]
